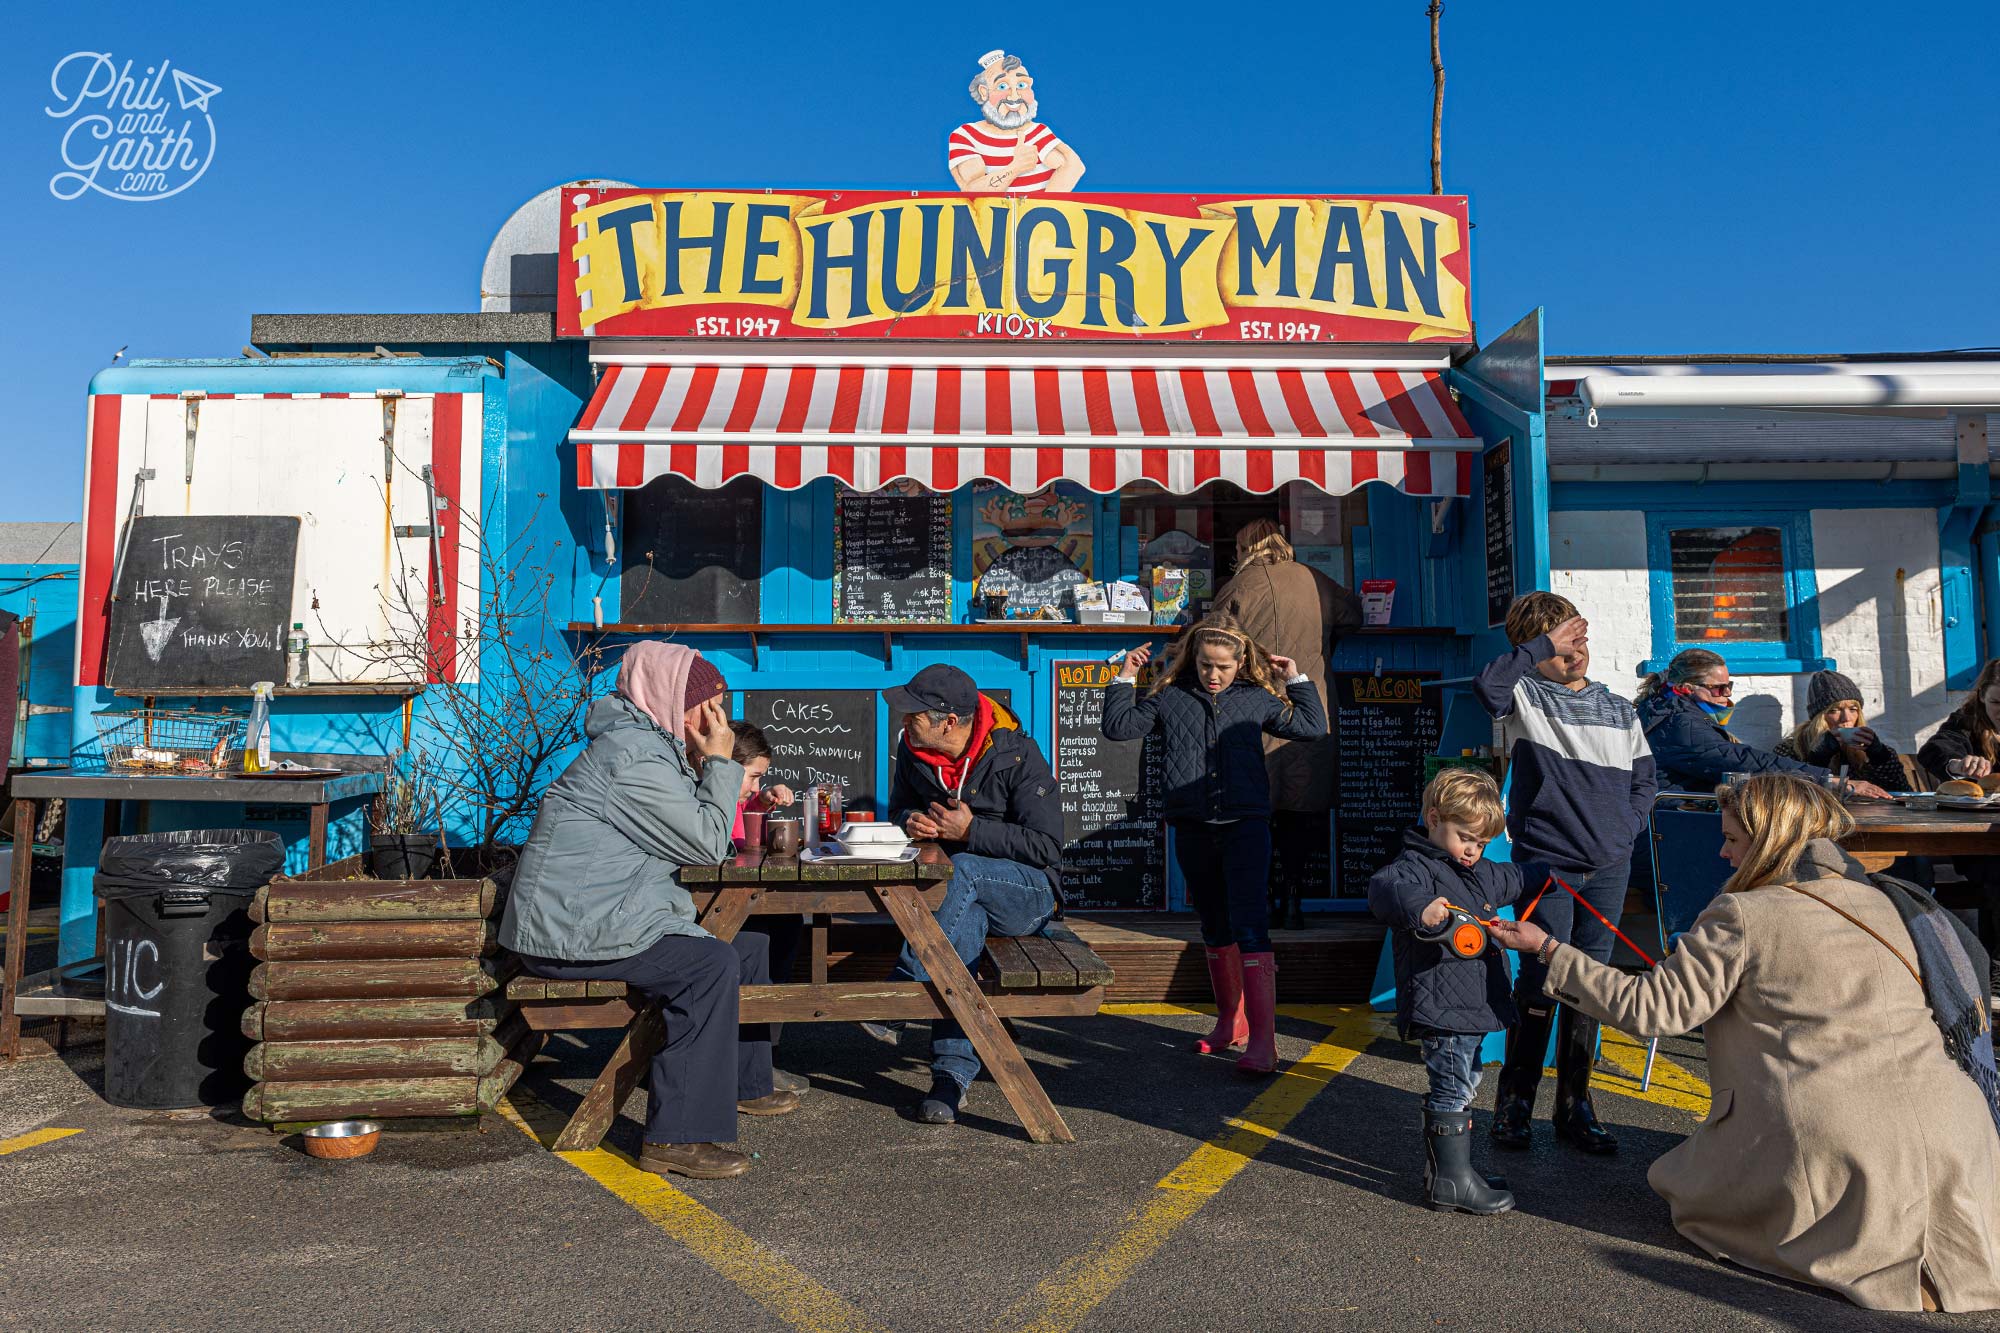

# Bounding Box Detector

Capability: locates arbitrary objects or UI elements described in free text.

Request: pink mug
[739,809,765,852]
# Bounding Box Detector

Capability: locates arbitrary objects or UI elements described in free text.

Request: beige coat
[1213,557,1361,811]
[1544,839,2000,1312]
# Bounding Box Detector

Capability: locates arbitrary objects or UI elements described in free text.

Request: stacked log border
[239,857,540,1124]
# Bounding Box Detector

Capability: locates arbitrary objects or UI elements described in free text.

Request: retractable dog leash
[1519,874,1659,968]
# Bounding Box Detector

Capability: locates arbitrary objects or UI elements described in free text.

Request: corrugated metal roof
[0,522,80,565]
[1545,410,1966,465]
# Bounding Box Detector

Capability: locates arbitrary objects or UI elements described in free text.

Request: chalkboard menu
[105,515,299,689]
[1049,660,1164,910]
[623,476,761,624]
[833,485,953,624]
[1328,671,1443,898]
[740,689,879,813]
[1484,438,1516,627]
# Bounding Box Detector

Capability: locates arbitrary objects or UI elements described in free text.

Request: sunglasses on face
[1695,680,1734,697]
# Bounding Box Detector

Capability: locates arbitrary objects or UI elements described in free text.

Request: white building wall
[1548,508,1947,755]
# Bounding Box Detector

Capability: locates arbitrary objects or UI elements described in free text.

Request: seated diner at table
[1634,649,1892,799]
[1918,657,2000,986]
[498,642,798,1180]
[1487,773,2000,1313]
[879,664,1065,1126]
[1772,669,1911,792]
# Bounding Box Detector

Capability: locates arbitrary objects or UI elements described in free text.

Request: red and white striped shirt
[947,121,1059,192]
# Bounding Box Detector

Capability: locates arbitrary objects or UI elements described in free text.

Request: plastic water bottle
[804,786,823,851]
[285,623,310,687]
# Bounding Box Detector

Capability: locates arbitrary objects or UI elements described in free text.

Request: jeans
[1419,1030,1485,1114]
[1171,819,1274,952]
[523,931,772,1145]
[893,853,1056,1091]
[1512,858,1631,996]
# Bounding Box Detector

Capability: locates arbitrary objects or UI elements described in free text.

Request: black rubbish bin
[97,829,286,1110]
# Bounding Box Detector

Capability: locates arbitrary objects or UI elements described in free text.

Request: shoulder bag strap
[1783,882,1923,986]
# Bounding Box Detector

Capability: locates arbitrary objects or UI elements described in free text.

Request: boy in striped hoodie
[1473,592,1656,1157]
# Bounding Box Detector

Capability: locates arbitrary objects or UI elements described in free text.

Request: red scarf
[908,694,996,794]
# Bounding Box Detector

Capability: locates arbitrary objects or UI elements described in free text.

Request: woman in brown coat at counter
[1212,518,1362,928]
[1489,773,2000,1312]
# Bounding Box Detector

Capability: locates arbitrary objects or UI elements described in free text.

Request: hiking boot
[772,1069,810,1094]
[639,1142,752,1179]
[736,1089,801,1117]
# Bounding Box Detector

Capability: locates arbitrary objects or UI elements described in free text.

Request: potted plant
[369,755,443,879]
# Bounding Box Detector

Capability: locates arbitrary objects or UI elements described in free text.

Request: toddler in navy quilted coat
[1369,767,1543,1217]
[1102,616,1325,1076]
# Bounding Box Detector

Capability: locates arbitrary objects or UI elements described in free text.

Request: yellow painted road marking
[1594,1027,1712,1118]
[497,1090,890,1333]
[0,1127,82,1156]
[990,1006,1378,1333]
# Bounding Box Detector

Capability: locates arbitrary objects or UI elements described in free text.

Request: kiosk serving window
[621,475,763,624]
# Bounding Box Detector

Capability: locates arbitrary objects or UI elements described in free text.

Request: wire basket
[92,709,248,776]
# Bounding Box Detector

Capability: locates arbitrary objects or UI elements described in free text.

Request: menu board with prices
[1049,660,1165,910]
[1484,438,1516,627]
[833,485,953,624]
[1328,671,1443,898]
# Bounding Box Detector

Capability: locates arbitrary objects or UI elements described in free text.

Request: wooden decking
[1065,914,1386,1004]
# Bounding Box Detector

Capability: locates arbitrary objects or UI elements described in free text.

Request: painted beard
[981,95,1036,130]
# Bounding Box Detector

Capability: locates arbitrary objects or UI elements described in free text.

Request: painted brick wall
[1549,508,1947,754]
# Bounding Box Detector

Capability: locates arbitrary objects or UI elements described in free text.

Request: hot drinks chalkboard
[1484,438,1516,628]
[740,689,879,813]
[1328,671,1443,898]
[834,484,952,624]
[1050,660,1164,910]
[105,515,299,689]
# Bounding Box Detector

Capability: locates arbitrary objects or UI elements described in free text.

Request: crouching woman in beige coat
[1488,773,2000,1312]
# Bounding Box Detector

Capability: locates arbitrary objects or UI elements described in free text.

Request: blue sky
[2,0,1994,522]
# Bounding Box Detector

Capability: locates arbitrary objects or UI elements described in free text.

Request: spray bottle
[243,681,275,774]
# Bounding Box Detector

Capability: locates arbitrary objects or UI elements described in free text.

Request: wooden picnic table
[508,842,1110,1148]
[1843,801,2000,872]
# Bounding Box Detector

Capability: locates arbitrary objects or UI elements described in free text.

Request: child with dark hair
[1474,591,1655,1157]
[729,720,807,1095]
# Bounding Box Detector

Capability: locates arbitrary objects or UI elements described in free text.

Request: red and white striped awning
[569,360,1479,496]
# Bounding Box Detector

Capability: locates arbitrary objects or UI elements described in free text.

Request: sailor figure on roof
[948,50,1086,193]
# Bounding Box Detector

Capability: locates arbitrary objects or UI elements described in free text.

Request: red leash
[1517,873,1658,968]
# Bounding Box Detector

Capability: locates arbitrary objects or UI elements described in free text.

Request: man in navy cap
[879,664,1064,1124]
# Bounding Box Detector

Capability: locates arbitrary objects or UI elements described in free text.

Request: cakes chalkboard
[740,689,879,813]
[1328,671,1443,898]
[104,515,299,689]
[833,485,953,624]
[1050,660,1164,910]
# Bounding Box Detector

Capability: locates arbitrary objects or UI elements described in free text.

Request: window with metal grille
[1668,526,1788,642]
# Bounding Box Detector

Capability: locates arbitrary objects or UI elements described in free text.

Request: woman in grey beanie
[1775,670,1909,791]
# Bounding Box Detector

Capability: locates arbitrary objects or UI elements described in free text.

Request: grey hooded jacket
[498,693,743,961]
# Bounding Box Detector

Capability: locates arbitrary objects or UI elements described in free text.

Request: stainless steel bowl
[303,1120,381,1140]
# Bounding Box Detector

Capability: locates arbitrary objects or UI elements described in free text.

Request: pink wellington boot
[1196,945,1249,1053]
[1235,952,1279,1076]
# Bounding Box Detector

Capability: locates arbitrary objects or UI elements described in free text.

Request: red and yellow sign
[558,188,1472,344]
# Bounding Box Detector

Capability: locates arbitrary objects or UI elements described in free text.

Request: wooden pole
[1429,0,1446,193]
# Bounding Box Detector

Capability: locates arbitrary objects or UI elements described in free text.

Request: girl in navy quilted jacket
[1103,616,1325,1074]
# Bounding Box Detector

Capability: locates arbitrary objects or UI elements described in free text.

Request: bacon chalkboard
[1328,671,1443,898]
[1050,660,1164,910]
[1484,438,1516,627]
[105,515,299,689]
[833,486,953,624]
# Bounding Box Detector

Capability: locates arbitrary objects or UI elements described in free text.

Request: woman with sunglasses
[1635,649,1894,799]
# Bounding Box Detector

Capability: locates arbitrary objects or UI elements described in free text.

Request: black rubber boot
[1490,994,1554,1150]
[1553,1007,1620,1155]
[1423,1111,1516,1215]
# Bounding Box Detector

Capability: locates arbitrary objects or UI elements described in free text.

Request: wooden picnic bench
[507,843,1111,1151]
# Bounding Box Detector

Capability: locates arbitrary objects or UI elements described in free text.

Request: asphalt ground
[3,1002,1997,1333]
